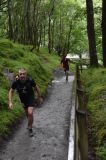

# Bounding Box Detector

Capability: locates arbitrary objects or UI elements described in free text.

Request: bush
[81,68,106,159]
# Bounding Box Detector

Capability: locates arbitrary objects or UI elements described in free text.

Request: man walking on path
[9,68,43,136]
[61,55,70,82]
[0,68,74,160]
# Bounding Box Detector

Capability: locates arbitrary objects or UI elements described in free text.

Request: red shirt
[61,58,69,70]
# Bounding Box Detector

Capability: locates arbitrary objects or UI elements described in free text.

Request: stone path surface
[0,69,74,160]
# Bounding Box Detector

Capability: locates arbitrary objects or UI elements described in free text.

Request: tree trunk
[48,0,55,53]
[86,0,98,67]
[51,19,55,50]
[67,22,72,54]
[48,16,51,53]
[26,0,31,44]
[37,24,42,52]
[102,0,106,67]
[7,0,13,40]
[43,24,46,46]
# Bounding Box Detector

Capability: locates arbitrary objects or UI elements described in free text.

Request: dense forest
[0,0,106,160]
[0,0,105,67]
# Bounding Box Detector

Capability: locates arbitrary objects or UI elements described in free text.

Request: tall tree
[86,0,98,67]
[102,0,106,67]
[0,0,90,56]
[48,0,55,53]
[7,0,13,40]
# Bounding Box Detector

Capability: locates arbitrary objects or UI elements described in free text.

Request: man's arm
[34,85,41,97]
[9,88,14,110]
[60,59,64,68]
[34,85,43,104]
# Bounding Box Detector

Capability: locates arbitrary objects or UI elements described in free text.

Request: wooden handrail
[74,64,88,160]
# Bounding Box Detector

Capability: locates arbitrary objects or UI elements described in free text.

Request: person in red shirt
[61,55,70,82]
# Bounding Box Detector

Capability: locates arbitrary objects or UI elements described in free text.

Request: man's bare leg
[24,108,28,118]
[66,71,68,82]
[28,106,33,129]
[24,108,29,128]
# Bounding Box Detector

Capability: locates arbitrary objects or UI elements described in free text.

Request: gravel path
[0,69,74,160]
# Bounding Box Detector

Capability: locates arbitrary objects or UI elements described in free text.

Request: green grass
[0,39,59,137]
[81,68,106,160]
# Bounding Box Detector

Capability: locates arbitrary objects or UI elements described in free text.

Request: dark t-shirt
[61,58,69,70]
[11,77,36,103]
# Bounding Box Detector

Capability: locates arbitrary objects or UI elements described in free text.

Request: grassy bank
[0,39,60,137]
[81,68,106,160]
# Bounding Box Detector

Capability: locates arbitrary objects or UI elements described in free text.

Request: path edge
[68,79,76,160]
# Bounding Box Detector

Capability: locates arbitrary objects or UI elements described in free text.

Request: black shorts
[21,99,36,108]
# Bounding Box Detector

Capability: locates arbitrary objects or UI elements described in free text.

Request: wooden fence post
[75,64,88,160]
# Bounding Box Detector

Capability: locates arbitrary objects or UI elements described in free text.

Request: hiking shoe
[28,128,34,137]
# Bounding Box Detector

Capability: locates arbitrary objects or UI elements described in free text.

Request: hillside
[0,39,60,137]
[81,68,106,160]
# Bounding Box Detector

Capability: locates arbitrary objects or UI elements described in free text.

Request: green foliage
[96,147,106,160]
[0,0,103,65]
[0,105,24,136]
[81,68,106,159]
[0,0,89,58]
[0,13,7,38]
[0,39,59,137]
